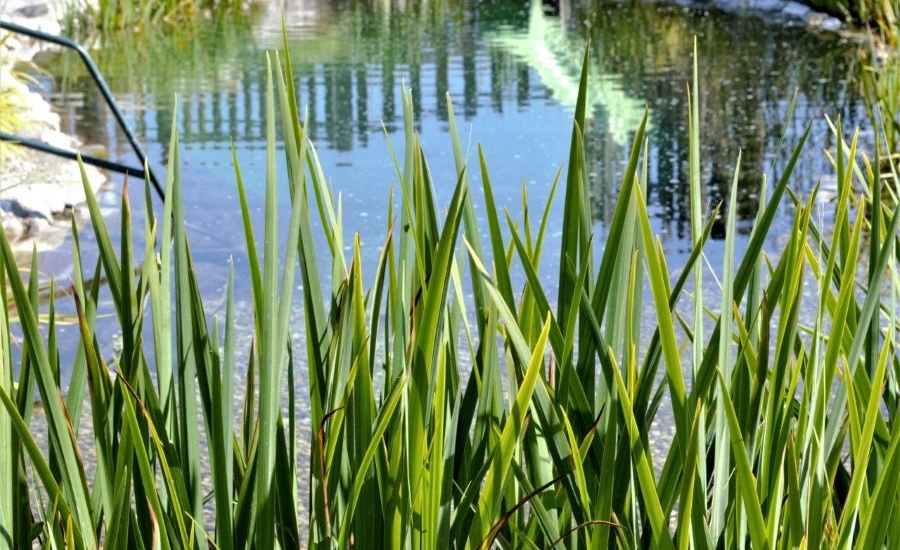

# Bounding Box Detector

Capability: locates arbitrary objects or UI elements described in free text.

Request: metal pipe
[0,19,165,200]
[0,131,150,181]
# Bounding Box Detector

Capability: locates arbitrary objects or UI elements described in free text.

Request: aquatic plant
[804,0,898,43]
[2,40,900,549]
[61,0,256,35]
[863,48,899,156]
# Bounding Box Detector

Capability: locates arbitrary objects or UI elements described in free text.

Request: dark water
[32,0,870,359]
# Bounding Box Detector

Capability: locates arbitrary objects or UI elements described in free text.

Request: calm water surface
[35,0,870,366]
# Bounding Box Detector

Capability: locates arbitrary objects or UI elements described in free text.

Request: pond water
[32,0,870,367]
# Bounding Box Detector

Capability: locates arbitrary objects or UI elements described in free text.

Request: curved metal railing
[0,19,164,200]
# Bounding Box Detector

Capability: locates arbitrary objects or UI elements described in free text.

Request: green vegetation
[804,0,898,43]
[61,0,256,35]
[3,38,900,550]
[0,44,37,167]
[863,49,900,162]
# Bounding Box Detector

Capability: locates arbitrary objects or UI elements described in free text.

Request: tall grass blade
[254,52,284,548]
[471,315,552,549]
[0,195,94,548]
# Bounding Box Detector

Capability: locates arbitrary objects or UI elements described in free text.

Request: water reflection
[566,1,865,238]
[45,0,869,250]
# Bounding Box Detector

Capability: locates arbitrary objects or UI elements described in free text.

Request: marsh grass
[3,39,900,549]
[804,0,898,43]
[863,48,900,158]
[62,0,255,35]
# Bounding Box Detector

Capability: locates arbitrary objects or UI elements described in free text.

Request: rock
[782,1,812,19]
[809,14,843,32]
[13,4,49,18]
[747,0,788,12]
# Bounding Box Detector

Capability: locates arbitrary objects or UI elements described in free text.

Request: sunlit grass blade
[715,371,768,550]
[337,372,407,547]
[693,122,811,400]
[0,386,78,542]
[170,112,204,527]
[465,243,584,530]
[608,348,675,550]
[633,168,687,446]
[557,43,592,326]
[471,314,552,549]
[711,151,741,540]
[836,330,891,547]
[0,214,12,547]
[254,52,286,549]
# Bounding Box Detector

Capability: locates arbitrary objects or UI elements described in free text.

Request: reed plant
[863,48,899,157]
[3,39,900,549]
[62,0,254,35]
[803,0,898,43]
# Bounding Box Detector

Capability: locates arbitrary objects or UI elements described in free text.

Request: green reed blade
[77,156,123,328]
[633,172,687,445]
[471,314,552,549]
[119,380,182,547]
[467,246,584,529]
[0,204,94,549]
[0,239,9,546]
[0,386,78,541]
[560,411,592,543]
[117,179,137,383]
[608,348,675,550]
[586,111,648,375]
[824,172,900,456]
[151,107,180,436]
[716,369,768,550]
[170,108,203,528]
[105,408,136,550]
[557,43,592,326]
[448,95,489,331]
[781,435,804,547]
[478,146,516,313]
[232,145,262,332]
[711,151,741,538]
[693,122,811,401]
[836,332,885,547]
[337,371,406,547]
[398,85,418,310]
[854,387,900,548]
[676,401,707,550]
[505,219,592,418]
[274,410,301,549]
[254,53,284,549]
[73,290,117,534]
[634,205,718,425]
[346,239,380,546]
[367,225,393,372]
[688,38,704,381]
[499,459,562,547]
[206,262,236,550]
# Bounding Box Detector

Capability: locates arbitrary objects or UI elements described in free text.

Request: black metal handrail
[0,19,164,200]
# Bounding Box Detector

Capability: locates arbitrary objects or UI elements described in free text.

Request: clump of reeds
[2,40,900,549]
[805,0,898,43]
[62,0,254,35]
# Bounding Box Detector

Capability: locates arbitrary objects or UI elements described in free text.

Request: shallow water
[28,0,870,373]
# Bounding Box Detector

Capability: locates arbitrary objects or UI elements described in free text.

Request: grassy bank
[2,39,900,549]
